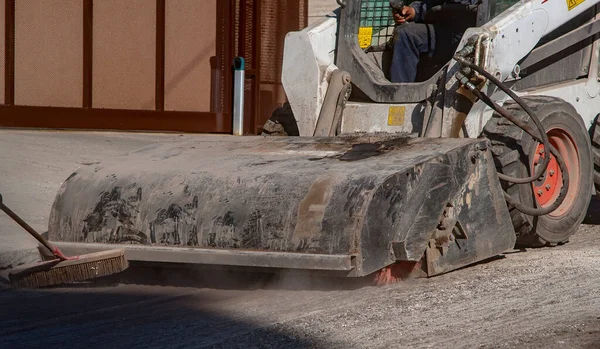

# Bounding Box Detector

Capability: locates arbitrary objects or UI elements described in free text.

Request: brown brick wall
[255,0,307,132]
[0,0,313,133]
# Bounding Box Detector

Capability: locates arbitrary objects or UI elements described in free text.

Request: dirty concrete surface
[2,130,600,349]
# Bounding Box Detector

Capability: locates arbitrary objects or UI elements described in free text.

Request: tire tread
[482,96,590,247]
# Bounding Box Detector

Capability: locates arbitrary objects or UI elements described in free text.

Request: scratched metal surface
[48,137,462,251]
[48,135,514,276]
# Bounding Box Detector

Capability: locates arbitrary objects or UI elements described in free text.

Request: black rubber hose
[454,56,552,185]
[470,87,569,211]
[472,89,570,216]
[502,144,569,216]
[454,56,569,216]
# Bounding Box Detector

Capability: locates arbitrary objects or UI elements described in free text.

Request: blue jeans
[390,23,436,83]
[390,22,464,83]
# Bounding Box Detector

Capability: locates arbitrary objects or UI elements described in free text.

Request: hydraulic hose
[468,87,569,215]
[454,56,552,184]
[454,55,570,216]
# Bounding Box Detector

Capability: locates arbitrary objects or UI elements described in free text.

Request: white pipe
[233,57,245,136]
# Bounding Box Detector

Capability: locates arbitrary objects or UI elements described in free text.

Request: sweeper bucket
[48,135,515,278]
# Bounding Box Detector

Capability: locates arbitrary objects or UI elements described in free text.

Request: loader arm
[458,0,600,86]
[437,0,600,138]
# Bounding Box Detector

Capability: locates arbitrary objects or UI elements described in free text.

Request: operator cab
[336,0,515,104]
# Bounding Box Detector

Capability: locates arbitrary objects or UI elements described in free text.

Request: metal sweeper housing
[48,135,515,277]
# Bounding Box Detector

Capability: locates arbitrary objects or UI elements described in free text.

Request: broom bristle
[9,249,129,289]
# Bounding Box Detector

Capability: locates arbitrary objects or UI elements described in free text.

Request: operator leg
[390,23,466,83]
[390,23,436,83]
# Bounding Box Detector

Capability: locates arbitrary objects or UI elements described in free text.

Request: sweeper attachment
[47,135,515,278]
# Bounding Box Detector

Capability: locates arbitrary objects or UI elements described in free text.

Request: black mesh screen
[358,0,395,48]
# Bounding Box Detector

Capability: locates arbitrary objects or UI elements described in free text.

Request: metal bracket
[586,14,600,98]
[425,204,470,276]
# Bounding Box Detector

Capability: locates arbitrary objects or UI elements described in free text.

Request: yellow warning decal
[387,106,405,126]
[567,0,584,11]
[358,27,373,49]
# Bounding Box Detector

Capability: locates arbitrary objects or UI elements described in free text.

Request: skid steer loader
[43,0,600,281]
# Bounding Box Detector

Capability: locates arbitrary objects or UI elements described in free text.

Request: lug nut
[539,149,545,155]
[537,190,543,196]
[545,184,551,190]
[549,170,555,176]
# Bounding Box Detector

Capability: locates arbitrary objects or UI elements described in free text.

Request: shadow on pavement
[0,284,339,349]
[87,263,375,292]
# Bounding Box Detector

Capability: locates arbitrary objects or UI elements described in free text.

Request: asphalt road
[3,223,600,349]
[2,130,600,349]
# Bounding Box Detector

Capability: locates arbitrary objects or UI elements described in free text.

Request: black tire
[261,102,300,136]
[588,114,600,194]
[482,96,593,247]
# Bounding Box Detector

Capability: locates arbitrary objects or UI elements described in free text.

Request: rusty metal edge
[53,242,356,272]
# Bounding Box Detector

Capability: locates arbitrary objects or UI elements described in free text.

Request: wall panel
[14,0,82,107]
[93,0,156,110]
[164,0,216,112]
[0,0,4,105]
